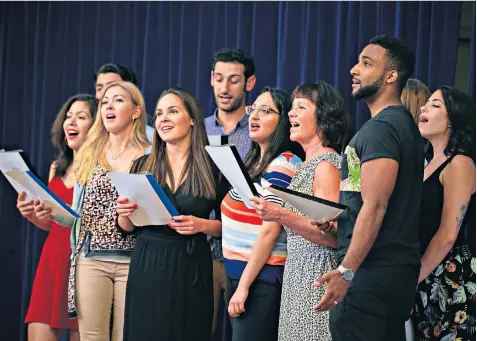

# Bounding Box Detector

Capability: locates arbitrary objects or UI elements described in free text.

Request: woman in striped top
[221,87,304,341]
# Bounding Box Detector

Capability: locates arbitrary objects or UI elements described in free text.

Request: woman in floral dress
[251,82,351,340]
[411,86,475,340]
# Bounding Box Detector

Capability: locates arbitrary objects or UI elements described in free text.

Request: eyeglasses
[245,105,279,117]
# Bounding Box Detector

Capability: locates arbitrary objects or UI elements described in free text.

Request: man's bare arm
[341,158,398,271]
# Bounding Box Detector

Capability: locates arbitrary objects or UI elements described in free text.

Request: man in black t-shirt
[313,35,424,341]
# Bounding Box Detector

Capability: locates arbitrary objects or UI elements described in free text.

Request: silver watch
[338,265,354,282]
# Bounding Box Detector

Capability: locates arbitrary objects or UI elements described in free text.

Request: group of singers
[14,34,475,341]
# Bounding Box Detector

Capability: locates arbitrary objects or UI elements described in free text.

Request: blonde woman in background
[402,78,431,168]
[401,78,431,123]
[401,78,431,341]
[34,81,150,341]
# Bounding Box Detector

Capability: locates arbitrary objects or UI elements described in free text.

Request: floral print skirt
[412,244,475,340]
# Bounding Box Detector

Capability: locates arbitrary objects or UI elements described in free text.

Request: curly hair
[291,82,352,154]
[50,94,98,178]
[439,85,475,159]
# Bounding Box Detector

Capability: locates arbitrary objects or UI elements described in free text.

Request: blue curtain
[469,2,476,97]
[0,2,465,340]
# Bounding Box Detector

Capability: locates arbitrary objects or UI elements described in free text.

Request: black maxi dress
[121,157,229,341]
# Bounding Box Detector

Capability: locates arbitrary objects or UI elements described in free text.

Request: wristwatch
[338,265,354,282]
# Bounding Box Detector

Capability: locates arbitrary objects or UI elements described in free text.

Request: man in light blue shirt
[205,48,256,338]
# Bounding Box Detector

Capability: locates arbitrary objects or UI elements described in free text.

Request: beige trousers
[75,257,129,341]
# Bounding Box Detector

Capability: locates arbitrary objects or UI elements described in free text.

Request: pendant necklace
[109,142,132,160]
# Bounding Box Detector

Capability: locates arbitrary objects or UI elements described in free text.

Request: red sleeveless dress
[24,177,79,330]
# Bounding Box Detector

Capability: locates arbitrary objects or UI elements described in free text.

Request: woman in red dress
[16,94,97,341]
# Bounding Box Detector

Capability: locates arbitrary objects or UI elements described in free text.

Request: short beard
[352,76,384,100]
[217,91,246,113]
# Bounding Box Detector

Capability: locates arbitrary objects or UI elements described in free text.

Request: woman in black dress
[411,86,475,340]
[116,87,229,341]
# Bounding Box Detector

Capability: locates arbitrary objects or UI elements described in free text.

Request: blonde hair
[73,81,150,185]
[401,78,431,124]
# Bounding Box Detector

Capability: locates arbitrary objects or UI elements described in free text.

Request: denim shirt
[53,181,84,258]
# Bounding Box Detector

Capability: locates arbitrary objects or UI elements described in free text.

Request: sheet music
[0,149,32,195]
[108,172,178,226]
[207,135,228,146]
[0,149,29,173]
[261,179,347,222]
[0,150,79,218]
[205,145,258,208]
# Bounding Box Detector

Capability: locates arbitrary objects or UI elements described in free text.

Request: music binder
[261,179,347,222]
[205,144,259,208]
[108,172,179,226]
[0,150,79,219]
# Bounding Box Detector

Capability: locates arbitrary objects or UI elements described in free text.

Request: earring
[133,117,136,123]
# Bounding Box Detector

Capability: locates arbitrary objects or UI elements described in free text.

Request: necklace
[109,142,132,160]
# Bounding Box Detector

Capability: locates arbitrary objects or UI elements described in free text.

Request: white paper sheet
[261,179,346,222]
[207,135,228,146]
[405,319,415,341]
[205,145,258,208]
[0,149,29,171]
[0,150,79,219]
[108,172,178,226]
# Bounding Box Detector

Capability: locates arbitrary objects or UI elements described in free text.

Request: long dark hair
[425,86,475,161]
[50,94,98,178]
[140,87,216,199]
[243,87,304,180]
[441,86,475,159]
[291,82,352,154]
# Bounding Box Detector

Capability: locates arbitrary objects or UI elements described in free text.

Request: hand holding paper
[312,218,338,235]
[116,196,138,218]
[16,191,36,219]
[168,215,203,235]
[260,179,347,222]
[116,196,138,232]
[33,198,53,220]
[108,172,179,227]
[0,150,79,220]
[250,196,285,222]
